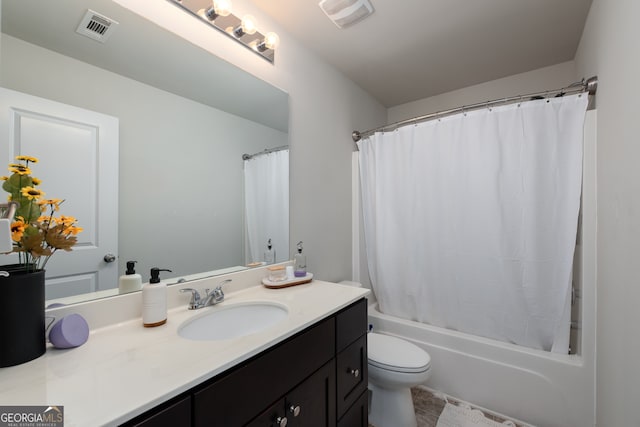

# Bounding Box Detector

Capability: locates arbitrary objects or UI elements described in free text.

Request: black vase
[0,265,46,367]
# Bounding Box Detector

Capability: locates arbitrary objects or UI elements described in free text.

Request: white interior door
[0,87,119,299]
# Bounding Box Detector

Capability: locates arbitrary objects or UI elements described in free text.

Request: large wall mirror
[0,0,289,305]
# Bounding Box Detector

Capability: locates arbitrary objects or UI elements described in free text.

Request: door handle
[103,254,116,263]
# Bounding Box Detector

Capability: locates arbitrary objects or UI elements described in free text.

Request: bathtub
[368,302,595,427]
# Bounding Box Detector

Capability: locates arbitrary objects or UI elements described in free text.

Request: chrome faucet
[180,279,232,310]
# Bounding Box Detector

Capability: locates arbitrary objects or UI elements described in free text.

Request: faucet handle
[180,287,201,310]
[212,287,224,301]
[212,279,231,303]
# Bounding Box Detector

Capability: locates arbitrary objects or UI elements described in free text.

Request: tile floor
[370,386,529,427]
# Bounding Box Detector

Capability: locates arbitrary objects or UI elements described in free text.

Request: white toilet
[368,332,432,427]
[338,281,432,427]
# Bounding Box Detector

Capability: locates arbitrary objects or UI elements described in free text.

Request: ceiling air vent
[319,0,374,29]
[76,9,119,43]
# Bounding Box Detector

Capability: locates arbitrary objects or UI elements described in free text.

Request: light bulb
[257,32,280,52]
[213,0,232,17]
[240,15,257,35]
[263,32,280,50]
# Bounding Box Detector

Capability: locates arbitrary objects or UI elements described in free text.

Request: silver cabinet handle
[275,416,288,427]
[103,253,116,263]
[289,404,301,417]
[349,368,360,378]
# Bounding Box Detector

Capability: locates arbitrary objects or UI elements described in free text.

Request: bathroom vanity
[125,298,368,427]
[0,274,369,427]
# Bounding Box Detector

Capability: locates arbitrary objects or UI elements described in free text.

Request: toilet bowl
[368,332,431,427]
[337,281,432,427]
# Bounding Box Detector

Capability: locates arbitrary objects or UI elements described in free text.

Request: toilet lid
[368,332,431,373]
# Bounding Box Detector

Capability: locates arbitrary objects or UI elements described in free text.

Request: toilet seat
[368,332,431,374]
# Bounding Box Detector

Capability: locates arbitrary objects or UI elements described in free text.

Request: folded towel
[436,402,516,427]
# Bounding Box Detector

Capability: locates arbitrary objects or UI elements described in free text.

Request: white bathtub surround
[0,268,369,426]
[369,301,594,427]
[358,94,588,353]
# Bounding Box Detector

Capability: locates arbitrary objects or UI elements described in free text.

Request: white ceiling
[250,0,593,107]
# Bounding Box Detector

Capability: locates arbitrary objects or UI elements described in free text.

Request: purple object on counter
[49,313,89,349]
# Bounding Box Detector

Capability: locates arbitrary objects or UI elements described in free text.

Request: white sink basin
[178,302,288,341]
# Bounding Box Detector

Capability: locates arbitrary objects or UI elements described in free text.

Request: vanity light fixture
[168,0,280,63]
[233,14,257,37]
[257,32,280,52]
[203,0,232,20]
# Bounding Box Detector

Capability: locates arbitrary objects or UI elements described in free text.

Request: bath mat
[436,402,516,427]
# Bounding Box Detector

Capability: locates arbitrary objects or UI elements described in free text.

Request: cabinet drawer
[336,299,367,352]
[336,334,367,417]
[193,316,335,427]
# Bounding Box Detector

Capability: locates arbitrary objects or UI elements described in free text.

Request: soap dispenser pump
[293,241,307,278]
[264,238,276,264]
[118,260,142,294]
[142,267,172,327]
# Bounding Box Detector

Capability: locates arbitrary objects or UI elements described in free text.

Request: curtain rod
[352,76,598,142]
[242,145,288,160]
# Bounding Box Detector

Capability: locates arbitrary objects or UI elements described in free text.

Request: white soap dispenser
[118,260,142,294]
[142,267,172,327]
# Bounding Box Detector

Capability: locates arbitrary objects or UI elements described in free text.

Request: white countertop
[0,280,369,426]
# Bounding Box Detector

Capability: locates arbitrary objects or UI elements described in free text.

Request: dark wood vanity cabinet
[193,315,336,426]
[247,359,336,427]
[123,298,368,427]
[335,299,369,426]
[129,395,191,427]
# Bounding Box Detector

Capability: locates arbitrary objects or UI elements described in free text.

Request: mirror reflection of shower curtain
[358,94,588,353]
[244,149,289,264]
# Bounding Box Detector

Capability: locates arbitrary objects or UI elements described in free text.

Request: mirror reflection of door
[0,87,119,299]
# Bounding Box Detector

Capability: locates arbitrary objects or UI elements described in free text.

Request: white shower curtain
[244,149,289,264]
[358,94,588,352]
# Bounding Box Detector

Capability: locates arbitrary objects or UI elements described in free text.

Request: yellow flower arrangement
[1,155,82,272]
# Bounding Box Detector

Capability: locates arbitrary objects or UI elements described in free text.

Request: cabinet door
[286,359,336,427]
[194,318,335,426]
[246,397,287,427]
[247,360,336,427]
[337,391,368,427]
[336,335,368,418]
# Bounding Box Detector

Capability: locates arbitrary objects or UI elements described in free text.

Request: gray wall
[575,1,640,425]
[387,61,577,123]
